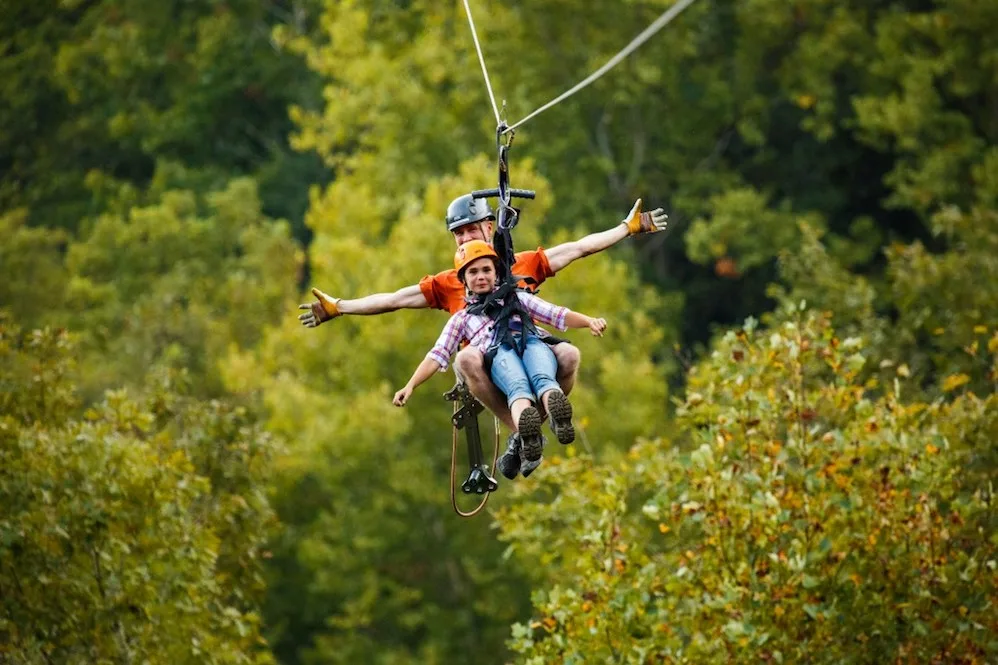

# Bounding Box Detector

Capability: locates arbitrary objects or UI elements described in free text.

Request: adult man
[298,194,667,432]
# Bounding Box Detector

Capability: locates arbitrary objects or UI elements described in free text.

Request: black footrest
[461,466,499,495]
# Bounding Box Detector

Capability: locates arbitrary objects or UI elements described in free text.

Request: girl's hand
[393,386,413,406]
[589,317,607,337]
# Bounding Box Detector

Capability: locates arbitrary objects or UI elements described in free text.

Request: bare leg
[454,346,516,430]
[551,342,580,396]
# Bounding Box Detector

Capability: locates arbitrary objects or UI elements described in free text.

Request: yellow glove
[622,198,669,235]
[297,287,342,328]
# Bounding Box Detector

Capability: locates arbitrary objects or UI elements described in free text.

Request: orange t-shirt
[419,248,555,314]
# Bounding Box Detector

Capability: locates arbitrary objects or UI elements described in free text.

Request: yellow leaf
[973,325,987,334]
[989,333,998,354]
[896,364,911,378]
[959,606,968,616]
[925,443,939,455]
[774,605,785,617]
[796,93,816,109]
[658,523,671,534]
[581,601,593,613]
[941,373,970,392]
[933,327,945,335]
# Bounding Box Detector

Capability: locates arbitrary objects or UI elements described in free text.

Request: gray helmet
[445,194,495,231]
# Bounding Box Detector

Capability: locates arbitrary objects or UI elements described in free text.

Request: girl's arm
[564,311,607,337]
[393,312,467,406]
[393,358,442,406]
[518,293,607,337]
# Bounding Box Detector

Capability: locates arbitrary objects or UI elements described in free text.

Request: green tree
[1,0,325,234]
[771,206,998,400]
[0,319,282,663]
[497,307,998,663]
[61,169,301,400]
[0,209,68,329]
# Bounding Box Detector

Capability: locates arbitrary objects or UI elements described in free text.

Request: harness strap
[465,274,540,360]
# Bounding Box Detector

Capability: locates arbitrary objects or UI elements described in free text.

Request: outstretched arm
[544,198,668,273]
[518,293,607,337]
[393,312,465,405]
[393,357,442,406]
[298,284,428,328]
[564,311,607,337]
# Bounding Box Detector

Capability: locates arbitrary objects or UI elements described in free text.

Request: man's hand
[298,287,342,328]
[622,198,668,236]
[588,317,607,337]
[393,386,413,407]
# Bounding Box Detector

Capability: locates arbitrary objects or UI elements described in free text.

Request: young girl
[393,240,606,478]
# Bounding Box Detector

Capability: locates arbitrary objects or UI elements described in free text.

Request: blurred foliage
[0,319,282,663]
[61,171,301,401]
[0,0,326,235]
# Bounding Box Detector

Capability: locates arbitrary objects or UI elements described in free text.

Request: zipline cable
[461,0,502,125]
[504,0,700,133]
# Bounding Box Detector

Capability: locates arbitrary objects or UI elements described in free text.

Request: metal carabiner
[495,122,518,231]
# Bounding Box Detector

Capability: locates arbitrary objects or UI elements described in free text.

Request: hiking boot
[545,390,575,445]
[518,406,544,462]
[497,433,521,480]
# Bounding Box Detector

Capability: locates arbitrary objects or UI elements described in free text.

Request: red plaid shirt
[426,292,569,371]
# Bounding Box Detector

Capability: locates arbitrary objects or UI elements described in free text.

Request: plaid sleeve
[517,293,568,331]
[426,312,466,371]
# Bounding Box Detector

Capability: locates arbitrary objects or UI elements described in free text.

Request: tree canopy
[2,0,996,662]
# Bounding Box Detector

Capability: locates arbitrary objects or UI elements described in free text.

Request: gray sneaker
[497,433,521,480]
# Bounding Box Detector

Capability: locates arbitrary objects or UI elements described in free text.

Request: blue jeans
[489,335,560,408]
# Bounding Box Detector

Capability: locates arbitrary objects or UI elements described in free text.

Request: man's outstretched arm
[298,284,428,328]
[544,198,668,274]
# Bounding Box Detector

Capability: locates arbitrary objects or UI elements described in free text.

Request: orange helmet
[454,240,498,279]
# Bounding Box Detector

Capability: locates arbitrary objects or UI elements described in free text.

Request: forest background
[2,0,997,663]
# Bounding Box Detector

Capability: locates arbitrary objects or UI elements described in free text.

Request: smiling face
[451,220,494,247]
[461,256,498,295]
